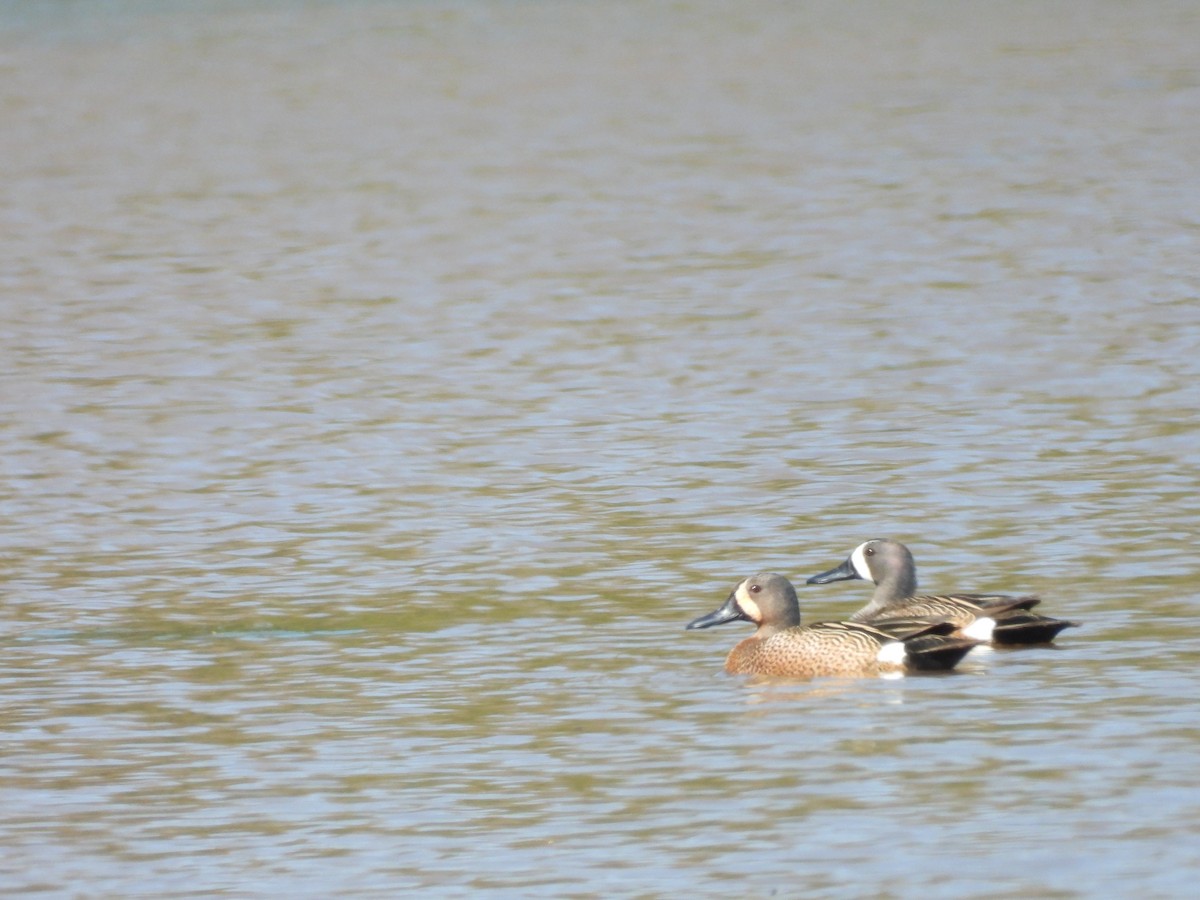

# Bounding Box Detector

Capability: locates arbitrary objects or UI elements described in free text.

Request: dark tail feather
[992,614,1079,645]
[903,635,981,671]
[975,596,1043,617]
[969,594,1042,613]
[873,617,960,640]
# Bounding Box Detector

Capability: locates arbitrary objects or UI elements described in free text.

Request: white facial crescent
[850,542,875,582]
[735,581,762,621]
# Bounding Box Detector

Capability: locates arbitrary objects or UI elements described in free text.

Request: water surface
[2,1,1199,896]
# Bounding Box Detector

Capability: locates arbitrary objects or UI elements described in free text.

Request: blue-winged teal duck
[686,573,980,678]
[806,539,1079,645]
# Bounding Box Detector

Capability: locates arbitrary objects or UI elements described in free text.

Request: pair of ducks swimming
[687,539,1078,679]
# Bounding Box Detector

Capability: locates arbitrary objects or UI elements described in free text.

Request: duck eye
[749,583,761,593]
[865,547,875,557]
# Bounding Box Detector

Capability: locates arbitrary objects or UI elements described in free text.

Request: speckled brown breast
[724,621,898,678]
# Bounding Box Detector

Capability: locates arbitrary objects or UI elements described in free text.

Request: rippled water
[3,1,1199,895]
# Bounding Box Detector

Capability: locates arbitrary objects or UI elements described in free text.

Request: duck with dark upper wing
[687,572,980,679]
[805,539,1079,645]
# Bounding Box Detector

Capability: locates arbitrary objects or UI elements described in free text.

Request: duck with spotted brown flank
[686,573,980,679]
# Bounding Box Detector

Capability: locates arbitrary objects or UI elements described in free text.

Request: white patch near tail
[876,641,907,667]
[851,543,875,582]
[963,617,997,641]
